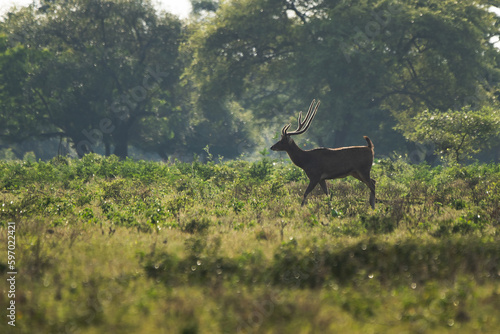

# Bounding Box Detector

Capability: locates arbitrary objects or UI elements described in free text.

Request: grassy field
[1,154,499,333]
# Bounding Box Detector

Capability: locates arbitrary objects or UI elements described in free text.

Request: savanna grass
[0,154,499,333]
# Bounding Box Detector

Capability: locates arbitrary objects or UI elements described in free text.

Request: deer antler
[282,99,320,136]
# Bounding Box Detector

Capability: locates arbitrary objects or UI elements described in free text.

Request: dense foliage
[397,106,500,163]
[1,0,187,159]
[1,156,499,332]
[1,0,500,160]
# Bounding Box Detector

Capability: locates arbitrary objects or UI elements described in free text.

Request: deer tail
[364,136,374,153]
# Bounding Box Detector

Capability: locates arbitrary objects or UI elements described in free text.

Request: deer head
[270,99,320,152]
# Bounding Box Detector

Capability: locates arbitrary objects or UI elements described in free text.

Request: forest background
[1,0,500,164]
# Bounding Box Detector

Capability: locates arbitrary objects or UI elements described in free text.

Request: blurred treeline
[1,0,500,162]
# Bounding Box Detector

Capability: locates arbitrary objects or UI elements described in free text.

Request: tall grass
[0,154,499,333]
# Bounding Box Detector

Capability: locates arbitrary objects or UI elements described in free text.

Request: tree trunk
[113,123,129,159]
[333,113,353,148]
[104,138,111,157]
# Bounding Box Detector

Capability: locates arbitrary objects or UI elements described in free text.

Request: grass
[0,154,499,333]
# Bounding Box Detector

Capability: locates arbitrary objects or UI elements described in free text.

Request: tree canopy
[1,0,500,162]
[1,0,187,159]
[397,107,500,163]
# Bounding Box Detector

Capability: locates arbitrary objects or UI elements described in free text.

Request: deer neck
[285,139,308,168]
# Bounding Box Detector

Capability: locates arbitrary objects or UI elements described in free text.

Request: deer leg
[363,175,376,209]
[301,179,319,206]
[352,171,376,209]
[369,178,376,209]
[319,179,329,195]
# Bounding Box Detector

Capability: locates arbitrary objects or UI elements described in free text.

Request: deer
[270,99,376,209]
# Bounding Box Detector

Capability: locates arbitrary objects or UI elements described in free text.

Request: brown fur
[270,101,375,208]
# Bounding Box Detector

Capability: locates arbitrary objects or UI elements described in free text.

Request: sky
[0,0,192,18]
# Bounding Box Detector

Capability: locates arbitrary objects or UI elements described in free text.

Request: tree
[187,0,500,155]
[397,107,500,163]
[1,0,187,159]
[0,32,66,158]
[3,0,500,160]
